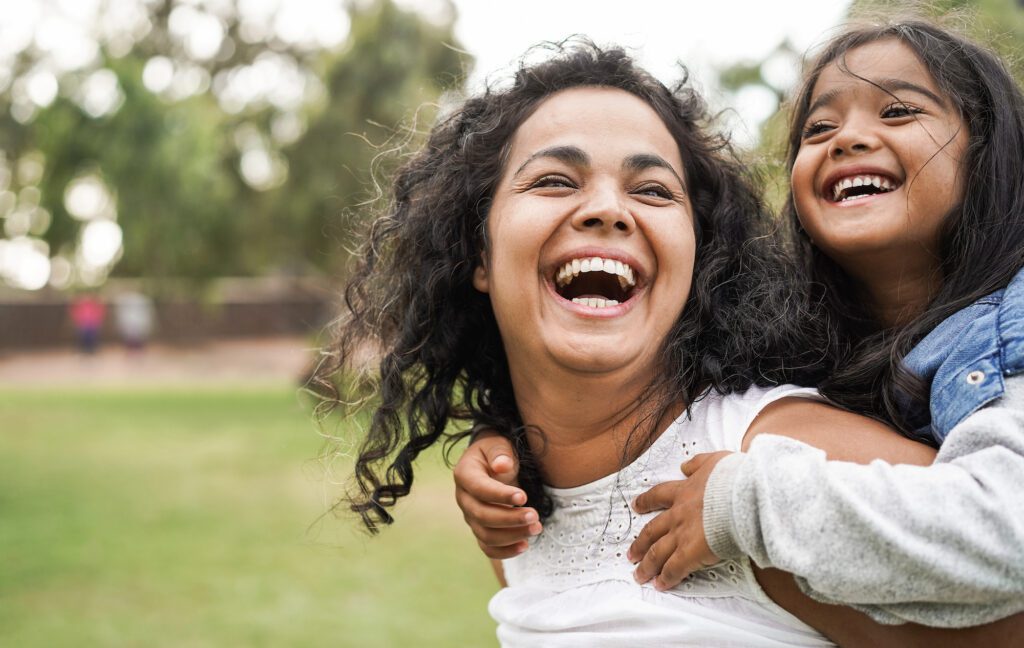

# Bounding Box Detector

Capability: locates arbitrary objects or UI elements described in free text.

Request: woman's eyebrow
[513,145,589,178]
[623,153,685,188]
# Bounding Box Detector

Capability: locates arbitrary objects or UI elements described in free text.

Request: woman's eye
[634,184,673,200]
[881,102,923,119]
[801,121,833,140]
[531,175,575,189]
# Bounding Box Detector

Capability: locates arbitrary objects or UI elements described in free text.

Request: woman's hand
[628,451,731,589]
[453,431,542,559]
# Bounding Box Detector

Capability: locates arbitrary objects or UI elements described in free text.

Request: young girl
[456,19,1024,636]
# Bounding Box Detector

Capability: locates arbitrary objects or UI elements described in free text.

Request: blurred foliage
[267,1,466,276]
[0,0,469,294]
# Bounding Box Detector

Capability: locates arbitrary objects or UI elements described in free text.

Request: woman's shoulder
[692,384,824,452]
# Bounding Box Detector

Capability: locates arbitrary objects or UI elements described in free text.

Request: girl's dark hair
[318,41,829,532]
[783,19,1024,431]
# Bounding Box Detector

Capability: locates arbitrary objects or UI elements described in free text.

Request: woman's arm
[491,559,508,588]
[754,567,1024,648]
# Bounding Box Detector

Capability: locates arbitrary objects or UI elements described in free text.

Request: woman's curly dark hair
[781,19,1024,435]
[316,41,832,532]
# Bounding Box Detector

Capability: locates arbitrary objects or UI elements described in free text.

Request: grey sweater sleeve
[703,374,1024,627]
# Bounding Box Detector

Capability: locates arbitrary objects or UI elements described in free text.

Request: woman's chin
[545,339,655,378]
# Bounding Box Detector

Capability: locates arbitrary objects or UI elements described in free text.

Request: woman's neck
[507,360,675,488]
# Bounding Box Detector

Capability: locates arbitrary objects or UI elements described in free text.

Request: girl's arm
[629,398,936,589]
[703,378,1024,626]
[452,432,539,560]
[630,377,1024,627]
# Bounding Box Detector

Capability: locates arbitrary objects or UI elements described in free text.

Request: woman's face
[791,39,969,277]
[473,86,696,381]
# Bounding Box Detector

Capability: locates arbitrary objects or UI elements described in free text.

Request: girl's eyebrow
[807,77,947,117]
[513,147,684,187]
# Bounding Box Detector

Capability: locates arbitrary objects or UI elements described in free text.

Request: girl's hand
[453,431,542,559]
[628,451,731,589]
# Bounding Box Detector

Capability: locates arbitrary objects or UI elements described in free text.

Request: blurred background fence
[0,277,333,349]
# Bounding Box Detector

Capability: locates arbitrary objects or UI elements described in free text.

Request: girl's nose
[572,185,636,233]
[828,120,880,160]
[828,141,872,159]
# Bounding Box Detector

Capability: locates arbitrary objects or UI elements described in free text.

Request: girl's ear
[473,261,490,293]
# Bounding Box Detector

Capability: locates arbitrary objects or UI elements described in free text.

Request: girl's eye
[633,183,673,200]
[881,102,923,119]
[801,120,833,140]
[530,175,576,190]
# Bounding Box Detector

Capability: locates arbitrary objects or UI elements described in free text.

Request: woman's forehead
[505,87,684,176]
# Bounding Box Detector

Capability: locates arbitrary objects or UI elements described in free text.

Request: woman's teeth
[555,256,636,290]
[571,297,619,308]
[831,174,896,202]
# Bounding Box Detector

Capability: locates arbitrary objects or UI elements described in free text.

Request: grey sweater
[704,374,1024,627]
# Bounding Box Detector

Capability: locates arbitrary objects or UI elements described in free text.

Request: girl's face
[473,87,696,381]
[791,39,969,276]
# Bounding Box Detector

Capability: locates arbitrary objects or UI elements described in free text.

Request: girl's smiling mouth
[823,168,903,204]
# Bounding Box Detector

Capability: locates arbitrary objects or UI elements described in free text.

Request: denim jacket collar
[901,268,1024,444]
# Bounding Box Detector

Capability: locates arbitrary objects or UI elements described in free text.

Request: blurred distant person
[114,291,156,352]
[69,293,105,354]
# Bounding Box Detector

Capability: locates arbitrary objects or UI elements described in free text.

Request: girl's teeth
[831,174,897,202]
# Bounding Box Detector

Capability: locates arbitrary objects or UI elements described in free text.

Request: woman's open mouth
[553,255,638,309]
[825,173,901,204]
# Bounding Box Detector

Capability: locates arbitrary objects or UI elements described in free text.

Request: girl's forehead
[811,39,942,101]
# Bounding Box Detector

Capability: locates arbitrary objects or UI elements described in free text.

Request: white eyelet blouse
[489,384,836,647]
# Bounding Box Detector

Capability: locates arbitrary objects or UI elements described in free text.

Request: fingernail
[654,579,667,591]
[528,523,542,536]
[512,492,527,506]
[633,570,646,584]
[523,510,538,524]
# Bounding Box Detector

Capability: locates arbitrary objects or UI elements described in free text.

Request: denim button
[966,370,986,385]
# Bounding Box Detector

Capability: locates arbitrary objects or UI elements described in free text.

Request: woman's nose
[571,184,635,233]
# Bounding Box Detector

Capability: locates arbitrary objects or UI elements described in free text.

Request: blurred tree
[263,0,468,276]
[0,0,469,294]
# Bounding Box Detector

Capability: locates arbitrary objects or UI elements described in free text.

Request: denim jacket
[902,267,1024,444]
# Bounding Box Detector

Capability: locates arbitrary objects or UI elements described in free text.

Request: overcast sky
[441,0,855,142]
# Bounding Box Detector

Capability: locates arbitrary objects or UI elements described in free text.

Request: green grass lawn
[0,387,499,647]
